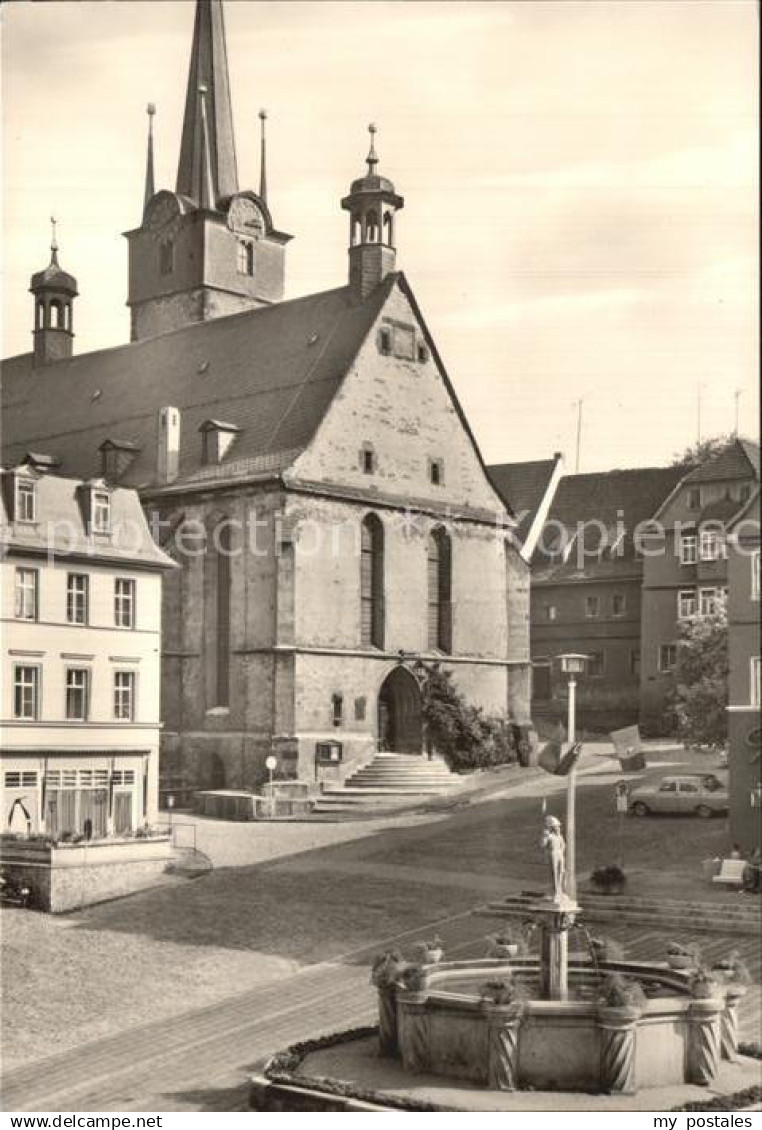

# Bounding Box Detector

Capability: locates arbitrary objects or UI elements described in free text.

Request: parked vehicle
[0,870,32,908]
[628,774,728,819]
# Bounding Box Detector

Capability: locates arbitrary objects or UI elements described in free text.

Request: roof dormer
[99,438,141,483]
[199,418,240,465]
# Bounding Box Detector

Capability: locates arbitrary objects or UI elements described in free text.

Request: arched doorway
[377,667,422,754]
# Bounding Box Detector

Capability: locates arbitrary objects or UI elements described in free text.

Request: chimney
[156,407,181,483]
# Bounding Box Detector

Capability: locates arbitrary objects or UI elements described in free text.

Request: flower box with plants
[485,926,529,960]
[411,936,444,965]
[590,865,627,895]
[711,950,751,990]
[478,974,528,1014]
[597,973,647,1020]
[587,935,625,964]
[665,941,701,971]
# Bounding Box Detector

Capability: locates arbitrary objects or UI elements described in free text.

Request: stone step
[476,900,760,936]
[494,891,762,919]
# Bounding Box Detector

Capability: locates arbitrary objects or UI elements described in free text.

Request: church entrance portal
[377,667,423,754]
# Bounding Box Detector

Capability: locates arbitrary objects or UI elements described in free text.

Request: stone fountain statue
[540,814,566,902]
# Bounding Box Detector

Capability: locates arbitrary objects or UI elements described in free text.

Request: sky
[1,0,758,472]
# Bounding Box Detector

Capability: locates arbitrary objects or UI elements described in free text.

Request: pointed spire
[50,216,59,266]
[197,86,217,210]
[143,103,156,217]
[366,123,379,174]
[258,108,268,203]
[176,0,239,205]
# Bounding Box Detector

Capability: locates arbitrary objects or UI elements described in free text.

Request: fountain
[373,813,736,1095]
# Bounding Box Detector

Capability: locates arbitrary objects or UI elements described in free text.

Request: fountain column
[529,896,579,1001]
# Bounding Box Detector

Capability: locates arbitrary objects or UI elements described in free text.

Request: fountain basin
[384,959,730,1094]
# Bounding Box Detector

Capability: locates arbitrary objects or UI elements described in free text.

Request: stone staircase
[313,752,462,813]
[476,891,762,937]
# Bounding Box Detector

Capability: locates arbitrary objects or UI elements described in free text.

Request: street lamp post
[265,755,278,819]
[557,653,588,901]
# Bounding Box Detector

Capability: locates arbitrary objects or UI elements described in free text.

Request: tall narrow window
[67,574,89,625]
[360,514,384,648]
[92,491,111,534]
[159,240,174,275]
[210,521,232,707]
[679,534,697,564]
[427,527,452,652]
[14,666,40,720]
[114,671,136,721]
[14,568,38,620]
[66,668,90,721]
[16,478,36,522]
[114,579,136,628]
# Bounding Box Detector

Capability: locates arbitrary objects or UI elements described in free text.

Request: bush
[671,600,728,749]
[590,865,627,894]
[416,661,516,773]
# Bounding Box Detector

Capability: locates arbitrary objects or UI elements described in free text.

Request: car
[628,774,729,819]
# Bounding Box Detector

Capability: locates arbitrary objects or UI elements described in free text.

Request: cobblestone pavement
[2,911,759,1113]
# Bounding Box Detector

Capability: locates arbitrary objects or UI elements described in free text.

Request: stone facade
[157,279,530,789]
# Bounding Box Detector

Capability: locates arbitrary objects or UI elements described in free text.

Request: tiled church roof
[1,277,395,489]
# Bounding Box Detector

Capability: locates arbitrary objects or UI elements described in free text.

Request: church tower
[29,221,78,366]
[341,125,404,301]
[124,0,291,342]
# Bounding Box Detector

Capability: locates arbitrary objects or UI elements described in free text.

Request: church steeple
[341,125,404,301]
[143,104,156,218]
[176,0,238,205]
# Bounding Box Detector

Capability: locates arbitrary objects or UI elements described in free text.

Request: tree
[416,661,514,772]
[671,434,734,468]
[671,598,728,749]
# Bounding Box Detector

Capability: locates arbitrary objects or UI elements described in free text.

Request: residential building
[1,0,530,792]
[726,488,761,852]
[640,438,760,732]
[489,462,686,731]
[1,464,175,836]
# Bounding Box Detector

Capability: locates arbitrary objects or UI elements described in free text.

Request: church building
[2,0,531,791]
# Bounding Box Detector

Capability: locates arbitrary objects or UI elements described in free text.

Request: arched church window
[36,301,44,331]
[206,519,232,707]
[159,240,174,276]
[237,240,255,276]
[360,514,384,648]
[366,209,379,243]
[51,300,64,329]
[383,212,393,245]
[351,215,361,246]
[427,527,452,652]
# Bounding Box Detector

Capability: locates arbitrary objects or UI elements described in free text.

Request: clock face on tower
[145,193,182,234]
[227,195,265,236]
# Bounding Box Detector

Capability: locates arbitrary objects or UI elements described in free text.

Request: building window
[210,521,232,708]
[699,587,719,616]
[585,595,600,619]
[752,656,761,707]
[679,534,697,565]
[429,458,445,487]
[114,578,136,628]
[65,668,90,721]
[4,770,38,789]
[687,487,702,510]
[753,551,761,601]
[629,649,640,677]
[588,650,605,677]
[354,696,366,721]
[659,643,678,672]
[92,491,111,534]
[45,767,112,839]
[360,444,376,475]
[360,514,384,648]
[159,239,174,275]
[678,589,697,619]
[378,327,392,355]
[237,240,254,275]
[393,325,416,360]
[544,604,558,622]
[331,693,343,727]
[13,666,40,720]
[66,574,89,625]
[114,671,136,721]
[417,343,429,363]
[15,477,36,522]
[14,568,38,620]
[427,527,452,652]
[612,593,626,617]
[700,530,722,561]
